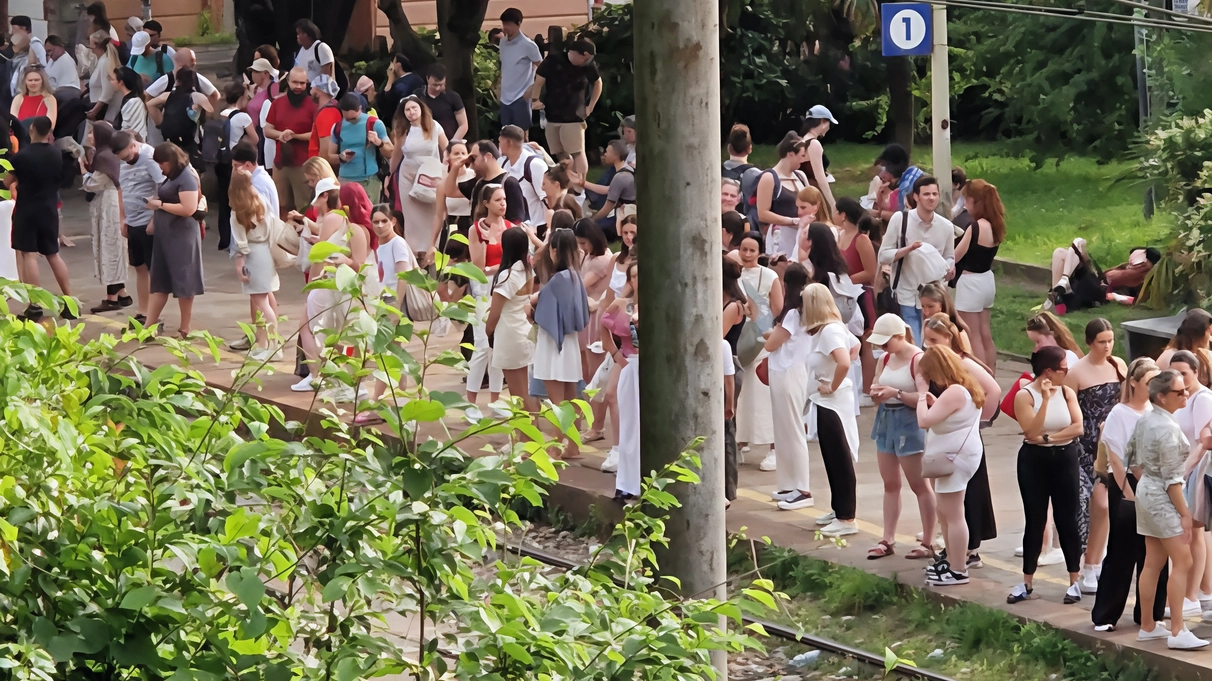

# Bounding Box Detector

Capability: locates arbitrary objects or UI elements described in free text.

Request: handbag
[756,357,769,386]
[999,371,1034,421]
[875,206,908,317]
[408,156,445,204]
[737,320,764,367]
[921,419,978,479]
[402,283,437,321]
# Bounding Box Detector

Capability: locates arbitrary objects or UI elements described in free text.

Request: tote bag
[408,157,445,204]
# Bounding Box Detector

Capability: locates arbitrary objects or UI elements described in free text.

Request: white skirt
[241,241,280,295]
[955,270,996,313]
[532,330,583,382]
[616,357,641,496]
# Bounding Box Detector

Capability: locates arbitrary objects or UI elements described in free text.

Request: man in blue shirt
[127,30,171,86]
[376,54,424,126]
[324,93,393,201]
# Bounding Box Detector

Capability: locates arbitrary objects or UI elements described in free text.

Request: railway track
[504,542,957,681]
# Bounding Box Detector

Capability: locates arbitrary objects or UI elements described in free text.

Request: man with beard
[264,67,317,215]
[111,129,164,324]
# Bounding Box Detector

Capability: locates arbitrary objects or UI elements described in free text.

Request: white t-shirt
[220,107,254,149]
[498,33,542,105]
[722,338,736,377]
[146,72,217,98]
[501,150,547,225]
[767,314,811,374]
[1178,386,1212,453]
[1102,403,1150,459]
[258,97,275,170]
[46,54,80,90]
[296,41,334,83]
[377,236,418,286]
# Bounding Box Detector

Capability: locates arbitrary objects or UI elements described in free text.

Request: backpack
[332,113,388,178]
[159,87,197,147]
[128,47,169,77]
[200,110,235,166]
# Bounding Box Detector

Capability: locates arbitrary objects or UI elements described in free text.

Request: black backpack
[200,111,234,167]
[159,88,198,147]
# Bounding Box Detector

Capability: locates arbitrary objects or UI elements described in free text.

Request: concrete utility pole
[634,0,727,676]
[930,3,953,214]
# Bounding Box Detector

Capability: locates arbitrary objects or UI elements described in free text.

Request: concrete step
[183,41,238,80]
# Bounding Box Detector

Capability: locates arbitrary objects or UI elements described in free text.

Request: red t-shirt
[309,104,343,160]
[265,96,318,168]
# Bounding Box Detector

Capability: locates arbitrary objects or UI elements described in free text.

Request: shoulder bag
[921,418,978,479]
[875,207,908,317]
[409,156,445,204]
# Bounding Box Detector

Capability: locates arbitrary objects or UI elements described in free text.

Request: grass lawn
[989,267,1180,359]
[744,142,1173,267]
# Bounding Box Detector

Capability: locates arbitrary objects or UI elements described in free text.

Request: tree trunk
[886,55,913,156]
[377,0,436,70]
[437,0,489,142]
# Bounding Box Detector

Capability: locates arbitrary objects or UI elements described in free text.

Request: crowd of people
[0,3,1203,649]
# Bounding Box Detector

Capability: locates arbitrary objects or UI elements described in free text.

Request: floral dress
[1077,382,1121,545]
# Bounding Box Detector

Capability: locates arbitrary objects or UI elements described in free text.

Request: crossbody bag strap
[890,206,908,295]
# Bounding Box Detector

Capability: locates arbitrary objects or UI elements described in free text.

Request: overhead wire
[924,0,1212,33]
[1107,0,1212,24]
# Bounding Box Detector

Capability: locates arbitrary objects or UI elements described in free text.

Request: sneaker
[1138,624,1170,641]
[290,375,315,392]
[815,511,836,526]
[1168,629,1210,650]
[759,451,777,471]
[89,299,123,313]
[465,406,484,423]
[248,346,283,363]
[1094,623,1116,632]
[924,557,949,576]
[1014,546,1024,557]
[601,447,619,473]
[1163,598,1202,619]
[1079,565,1100,594]
[858,393,875,408]
[1007,583,1034,604]
[117,295,133,308]
[770,489,798,502]
[1064,583,1082,605]
[777,493,815,510]
[741,445,751,453]
[1038,547,1065,566]
[966,553,983,570]
[819,519,858,537]
[228,336,253,351]
[927,565,969,586]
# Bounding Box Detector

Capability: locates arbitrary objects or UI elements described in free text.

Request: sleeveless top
[1024,384,1075,445]
[958,219,999,274]
[609,261,628,294]
[1077,380,1121,459]
[724,298,745,355]
[880,353,920,405]
[840,232,871,288]
[798,137,830,183]
[924,390,981,456]
[763,169,801,222]
[17,94,48,121]
[474,218,512,269]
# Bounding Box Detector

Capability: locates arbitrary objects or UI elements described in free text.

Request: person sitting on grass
[1044,239,1161,314]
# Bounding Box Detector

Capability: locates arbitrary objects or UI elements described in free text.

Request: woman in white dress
[532,229,589,459]
[228,168,281,361]
[915,345,985,586]
[391,95,447,263]
[736,231,783,471]
[485,226,535,412]
[80,121,130,313]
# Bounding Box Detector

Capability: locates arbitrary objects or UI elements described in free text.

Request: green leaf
[335,263,357,291]
[308,240,342,262]
[501,642,533,665]
[448,261,488,284]
[400,399,446,423]
[322,575,352,603]
[0,518,16,542]
[119,585,158,611]
[226,569,265,608]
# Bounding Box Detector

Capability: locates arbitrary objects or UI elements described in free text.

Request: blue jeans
[900,304,923,345]
[585,166,617,211]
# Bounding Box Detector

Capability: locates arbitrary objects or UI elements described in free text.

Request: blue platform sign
[881,3,933,57]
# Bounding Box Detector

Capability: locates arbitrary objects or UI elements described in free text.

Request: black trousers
[1017,442,1084,575]
[965,451,997,550]
[1091,478,1168,626]
[817,405,857,520]
[724,417,737,502]
[215,161,232,250]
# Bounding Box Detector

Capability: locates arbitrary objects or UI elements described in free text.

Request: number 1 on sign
[904,16,913,35]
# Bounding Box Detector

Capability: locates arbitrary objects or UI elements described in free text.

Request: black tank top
[958,219,999,274]
[724,299,745,355]
[798,137,830,183]
[763,169,800,222]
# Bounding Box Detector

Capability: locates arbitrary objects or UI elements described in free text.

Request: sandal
[866,540,895,560]
[353,412,384,425]
[906,544,935,560]
[580,430,604,443]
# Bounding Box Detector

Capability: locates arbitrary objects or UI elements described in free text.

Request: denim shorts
[871,403,926,456]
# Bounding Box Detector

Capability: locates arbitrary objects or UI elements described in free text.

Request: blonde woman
[11,66,57,130]
[390,95,447,262]
[85,31,121,122]
[228,168,281,361]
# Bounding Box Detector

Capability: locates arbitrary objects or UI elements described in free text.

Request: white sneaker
[290,375,315,392]
[249,346,283,363]
[1166,598,1203,619]
[1064,582,1082,605]
[741,445,751,453]
[819,519,858,537]
[1079,565,1100,594]
[1169,628,1210,650]
[601,447,619,473]
[771,489,798,502]
[777,493,814,510]
[1014,546,1024,557]
[858,394,875,408]
[816,511,836,526]
[465,406,484,422]
[1138,624,1170,641]
[1038,548,1065,566]
[759,451,777,471]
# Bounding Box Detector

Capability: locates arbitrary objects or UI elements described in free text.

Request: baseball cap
[312,177,341,204]
[249,58,274,73]
[130,31,150,53]
[867,313,910,347]
[807,104,838,124]
[311,75,339,98]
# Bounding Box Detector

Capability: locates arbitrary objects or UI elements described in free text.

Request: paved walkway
[43,193,1212,678]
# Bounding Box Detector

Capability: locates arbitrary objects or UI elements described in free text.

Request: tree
[378,0,438,72]
[437,0,490,141]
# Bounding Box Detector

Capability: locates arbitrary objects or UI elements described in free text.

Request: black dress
[930,380,997,549]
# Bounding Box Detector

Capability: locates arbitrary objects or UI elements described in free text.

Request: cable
[926,0,1212,32]
[1108,0,1212,24]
